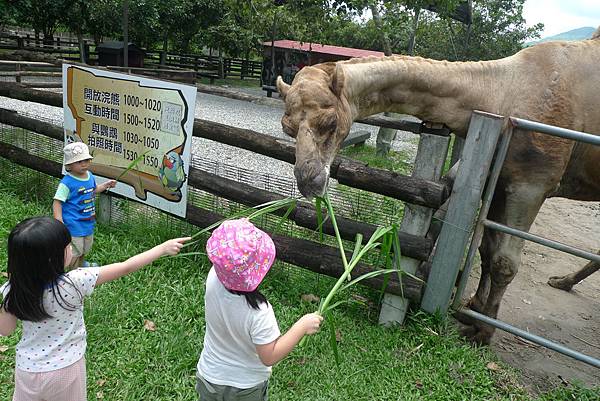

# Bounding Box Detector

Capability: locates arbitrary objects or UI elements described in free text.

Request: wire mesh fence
[0,113,408,303]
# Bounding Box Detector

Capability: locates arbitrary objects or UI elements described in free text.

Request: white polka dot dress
[0,267,100,372]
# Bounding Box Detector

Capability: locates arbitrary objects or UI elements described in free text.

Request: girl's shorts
[196,375,269,401]
[13,357,87,401]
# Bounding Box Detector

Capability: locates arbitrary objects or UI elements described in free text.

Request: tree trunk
[370,3,397,156]
[407,7,421,55]
[160,33,168,66]
[77,32,86,63]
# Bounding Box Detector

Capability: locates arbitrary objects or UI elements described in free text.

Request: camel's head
[277,63,352,199]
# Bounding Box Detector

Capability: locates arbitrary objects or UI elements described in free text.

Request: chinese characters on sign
[63,64,197,217]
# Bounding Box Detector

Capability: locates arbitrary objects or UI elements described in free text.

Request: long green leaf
[165,251,206,259]
[247,198,298,220]
[349,233,363,265]
[338,268,399,293]
[348,233,363,281]
[377,230,396,302]
[187,198,297,243]
[273,199,296,235]
[391,224,404,296]
[315,197,324,243]
[115,150,150,182]
[322,299,351,313]
[326,311,341,367]
[323,193,348,269]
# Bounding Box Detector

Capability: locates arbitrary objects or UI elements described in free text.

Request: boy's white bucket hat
[63,142,93,165]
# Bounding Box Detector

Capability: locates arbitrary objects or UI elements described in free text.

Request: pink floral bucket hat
[206,218,276,292]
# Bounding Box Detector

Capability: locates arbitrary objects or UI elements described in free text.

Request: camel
[276,27,600,344]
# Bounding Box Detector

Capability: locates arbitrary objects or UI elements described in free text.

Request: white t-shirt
[197,267,281,389]
[0,267,100,372]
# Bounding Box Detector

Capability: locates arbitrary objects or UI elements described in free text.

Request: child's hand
[161,237,191,256]
[296,313,323,335]
[106,180,117,189]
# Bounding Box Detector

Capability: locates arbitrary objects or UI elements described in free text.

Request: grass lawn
[0,185,599,400]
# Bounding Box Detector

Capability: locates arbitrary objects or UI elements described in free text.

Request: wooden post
[15,63,22,83]
[96,193,112,224]
[421,111,504,314]
[379,132,450,325]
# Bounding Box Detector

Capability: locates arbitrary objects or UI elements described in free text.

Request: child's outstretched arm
[95,179,117,194]
[255,313,323,366]
[0,306,17,336]
[96,237,190,286]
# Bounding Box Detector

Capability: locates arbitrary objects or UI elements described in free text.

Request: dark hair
[1,217,80,321]
[227,288,268,310]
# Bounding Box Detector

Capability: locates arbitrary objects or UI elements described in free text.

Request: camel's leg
[468,185,547,345]
[548,253,600,291]
[456,198,502,328]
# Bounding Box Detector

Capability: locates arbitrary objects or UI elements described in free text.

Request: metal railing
[453,116,600,369]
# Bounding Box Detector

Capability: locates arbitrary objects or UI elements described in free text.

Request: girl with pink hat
[196,218,323,401]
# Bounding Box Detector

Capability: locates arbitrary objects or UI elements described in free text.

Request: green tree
[411,0,543,60]
[60,0,91,61]
[6,0,74,44]
[85,0,121,45]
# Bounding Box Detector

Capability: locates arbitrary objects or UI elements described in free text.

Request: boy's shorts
[71,234,94,258]
[13,357,86,401]
[196,375,269,401]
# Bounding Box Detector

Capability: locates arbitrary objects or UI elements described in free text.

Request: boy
[53,142,116,268]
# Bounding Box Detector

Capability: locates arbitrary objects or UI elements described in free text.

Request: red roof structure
[263,40,386,59]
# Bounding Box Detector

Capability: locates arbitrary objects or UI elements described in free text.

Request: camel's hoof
[459,324,478,338]
[548,276,574,292]
[454,309,477,325]
[469,330,493,346]
[458,324,492,345]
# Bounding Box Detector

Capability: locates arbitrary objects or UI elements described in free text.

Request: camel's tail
[593,26,600,40]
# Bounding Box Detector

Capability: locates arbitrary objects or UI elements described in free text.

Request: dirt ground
[463,197,600,394]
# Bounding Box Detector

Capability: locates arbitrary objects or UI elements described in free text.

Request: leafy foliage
[4,0,543,62]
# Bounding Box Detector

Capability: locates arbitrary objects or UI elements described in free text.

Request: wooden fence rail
[0,107,433,263]
[0,130,422,302]
[0,84,449,208]
[0,34,261,79]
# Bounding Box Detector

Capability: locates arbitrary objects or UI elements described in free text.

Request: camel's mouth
[294,163,330,200]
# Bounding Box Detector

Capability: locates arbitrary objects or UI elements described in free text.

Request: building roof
[263,40,386,59]
[96,41,144,53]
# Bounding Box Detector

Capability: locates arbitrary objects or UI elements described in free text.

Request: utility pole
[123,0,129,69]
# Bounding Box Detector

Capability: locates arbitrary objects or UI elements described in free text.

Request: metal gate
[454,116,600,369]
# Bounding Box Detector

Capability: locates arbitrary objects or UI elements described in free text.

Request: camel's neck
[340,56,511,135]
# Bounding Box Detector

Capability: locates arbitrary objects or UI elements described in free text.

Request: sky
[523,0,600,37]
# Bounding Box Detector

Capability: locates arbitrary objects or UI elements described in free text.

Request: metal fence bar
[510,117,600,146]
[483,219,600,264]
[460,309,600,369]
